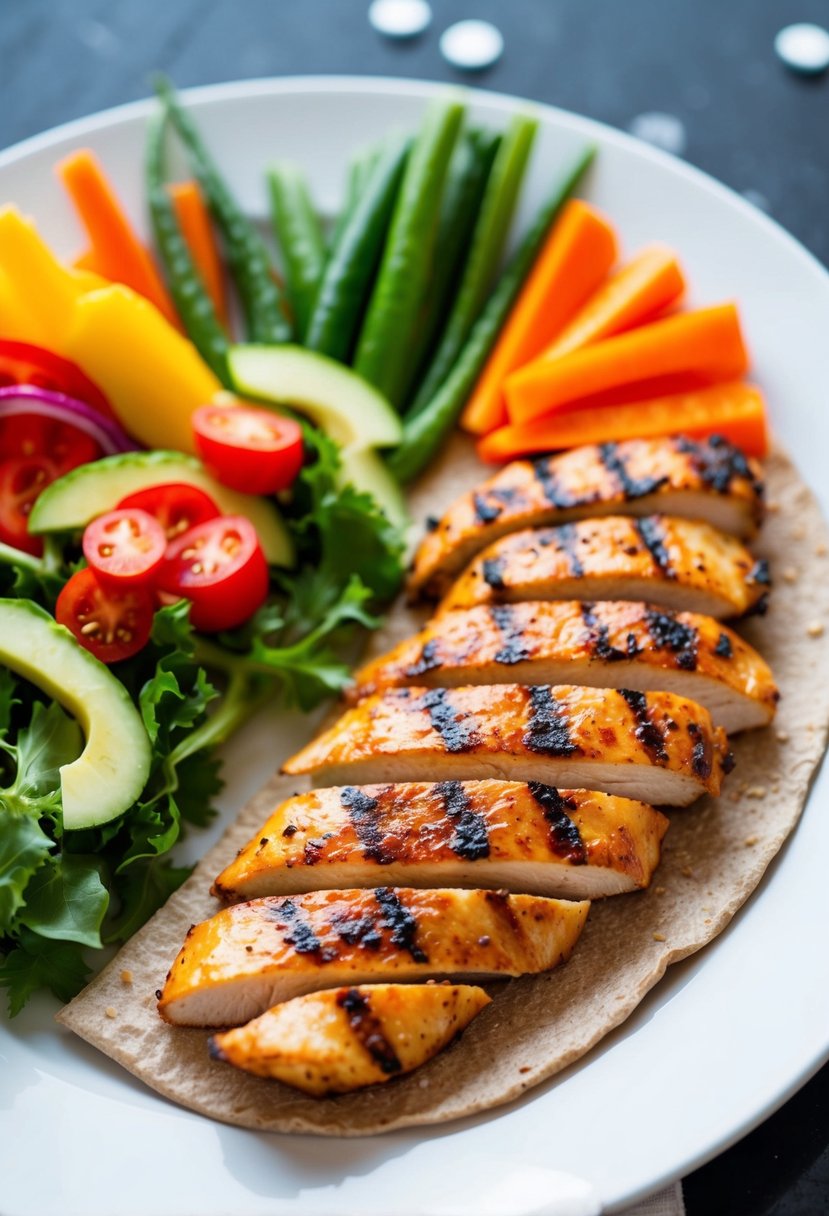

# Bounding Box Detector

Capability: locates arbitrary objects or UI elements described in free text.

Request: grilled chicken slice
[409,435,764,598]
[212,780,669,903]
[158,887,589,1027]
[282,684,732,806]
[436,516,769,620]
[208,983,491,1095]
[350,601,778,733]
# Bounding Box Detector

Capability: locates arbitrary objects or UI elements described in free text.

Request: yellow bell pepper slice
[64,285,221,451]
[0,268,51,346]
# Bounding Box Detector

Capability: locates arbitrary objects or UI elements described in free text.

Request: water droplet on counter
[775,23,829,75]
[440,20,504,71]
[742,189,771,213]
[627,112,688,156]
[368,0,432,39]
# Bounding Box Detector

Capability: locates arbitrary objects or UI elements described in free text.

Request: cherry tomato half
[0,412,101,472]
[0,455,59,556]
[0,340,115,420]
[82,508,168,586]
[116,482,220,542]
[56,567,155,663]
[192,404,304,495]
[156,515,269,633]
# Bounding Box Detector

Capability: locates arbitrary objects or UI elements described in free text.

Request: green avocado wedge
[28,451,294,568]
[0,600,152,830]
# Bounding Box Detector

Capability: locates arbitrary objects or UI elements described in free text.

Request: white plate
[1,77,828,1216]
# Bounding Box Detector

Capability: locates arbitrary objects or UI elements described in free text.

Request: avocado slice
[227,344,403,450]
[0,600,152,830]
[338,446,410,534]
[28,451,294,567]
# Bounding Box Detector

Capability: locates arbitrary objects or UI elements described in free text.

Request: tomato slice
[192,404,304,495]
[0,412,101,472]
[82,508,168,586]
[116,483,220,542]
[0,340,114,420]
[157,515,269,632]
[56,567,154,663]
[0,455,59,556]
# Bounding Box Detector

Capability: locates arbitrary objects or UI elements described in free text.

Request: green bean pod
[267,162,326,340]
[154,77,292,345]
[145,111,231,385]
[407,113,538,417]
[304,137,410,363]
[353,98,466,409]
[326,144,378,256]
[388,142,597,484]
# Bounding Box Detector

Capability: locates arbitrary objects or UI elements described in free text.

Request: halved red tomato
[0,455,59,556]
[192,403,303,495]
[0,412,101,472]
[0,340,114,420]
[56,567,155,663]
[116,483,220,542]
[156,515,269,633]
[82,508,168,586]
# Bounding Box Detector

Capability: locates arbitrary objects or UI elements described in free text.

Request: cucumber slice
[0,600,152,830]
[28,450,294,567]
[228,344,403,450]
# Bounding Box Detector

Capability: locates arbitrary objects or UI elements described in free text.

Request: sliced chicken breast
[350,601,778,733]
[158,887,589,1027]
[436,515,769,620]
[208,982,491,1095]
[212,780,669,903]
[409,435,764,598]
[282,684,732,806]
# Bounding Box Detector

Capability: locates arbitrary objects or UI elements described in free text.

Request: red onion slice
[0,385,137,456]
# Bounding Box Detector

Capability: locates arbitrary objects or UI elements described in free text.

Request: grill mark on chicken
[482,557,507,590]
[336,987,403,1075]
[420,688,479,753]
[331,911,384,950]
[580,602,629,662]
[748,559,771,586]
[437,780,491,860]
[374,887,428,963]
[645,610,699,671]
[715,632,733,659]
[532,457,576,509]
[598,441,668,500]
[340,786,393,865]
[635,517,676,579]
[555,522,585,577]
[619,689,669,763]
[527,782,586,864]
[274,899,326,957]
[490,604,532,665]
[676,433,763,496]
[524,686,578,756]
[472,493,504,524]
[405,638,443,679]
[687,721,712,778]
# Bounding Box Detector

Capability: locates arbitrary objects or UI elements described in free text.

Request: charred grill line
[556,522,586,578]
[340,786,393,865]
[437,780,491,860]
[676,433,763,496]
[374,888,428,963]
[715,632,733,659]
[618,689,669,763]
[635,517,676,579]
[420,688,479,753]
[482,557,507,590]
[336,987,403,1074]
[276,899,326,957]
[532,457,575,509]
[580,602,629,662]
[526,781,586,863]
[524,686,578,756]
[405,638,443,679]
[473,492,504,524]
[491,603,532,665]
[687,721,712,778]
[597,441,668,500]
[645,609,699,671]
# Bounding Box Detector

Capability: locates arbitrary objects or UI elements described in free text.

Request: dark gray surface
[1,1,827,1211]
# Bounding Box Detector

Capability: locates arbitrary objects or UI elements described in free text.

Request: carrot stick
[72,248,102,273]
[168,179,229,329]
[543,245,685,360]
[477,381,768,463]
[505,302,749,426]
[56,149,179,325]
[460,199,618,435]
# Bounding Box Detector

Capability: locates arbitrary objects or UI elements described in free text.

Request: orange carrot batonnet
[504,302,750,426]
[169,180,229,329]
[56,149,179,325]
[477,381,768,464]
[460,199,619,436]
[542,244,685,361]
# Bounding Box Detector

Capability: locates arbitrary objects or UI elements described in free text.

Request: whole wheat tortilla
[57,435,829,1136]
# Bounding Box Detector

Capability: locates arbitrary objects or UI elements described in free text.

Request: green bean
[304,137,410,363]
[353,97,465,409]
[327,143,382,256]
[267,162,326,340]
[407,113,538,417]
[154,76,291,344]
[144,112,231,386]
[405,126,501,405]
[388,142,597,484]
